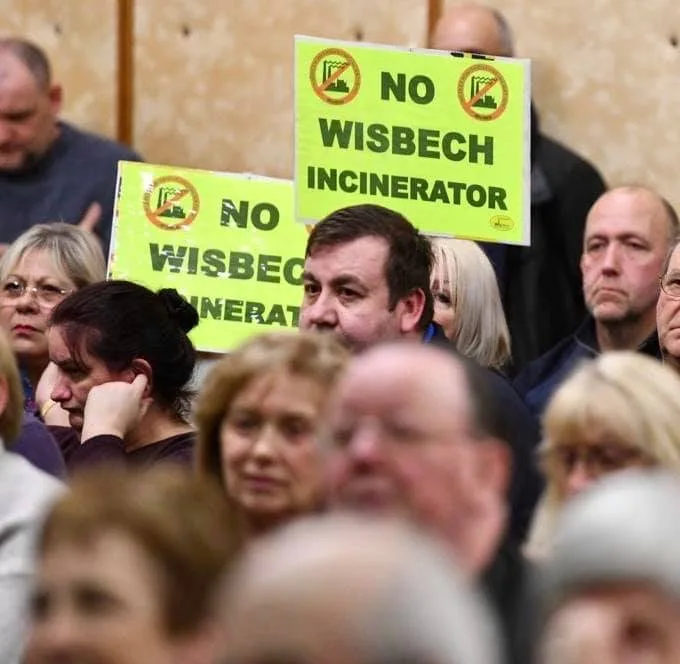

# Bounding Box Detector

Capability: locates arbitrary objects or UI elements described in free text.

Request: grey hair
[538,469,680,620]
[365,527,503,664]
[0,38,51,89]
[0,222,106,288]
[221,515,502,664]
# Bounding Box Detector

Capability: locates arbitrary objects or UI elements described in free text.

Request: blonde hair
[430,237,510,370]
[0,222,106,286]
[0,327,23,445]
[526,351,680,558]
[194,331,350,487]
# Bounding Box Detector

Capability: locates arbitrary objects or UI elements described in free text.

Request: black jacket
[480,108,607,375]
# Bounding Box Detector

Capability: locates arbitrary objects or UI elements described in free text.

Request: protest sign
[295,35,531,244]
[109,162,306,352]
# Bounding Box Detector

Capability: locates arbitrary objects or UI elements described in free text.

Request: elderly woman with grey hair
[536,469,680,664]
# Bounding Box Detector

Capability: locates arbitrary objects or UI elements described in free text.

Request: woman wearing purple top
[0,223,106,478]
[37,280,199,472]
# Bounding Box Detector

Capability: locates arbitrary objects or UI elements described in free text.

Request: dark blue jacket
[425,323,542,544]
[513,317,661,419]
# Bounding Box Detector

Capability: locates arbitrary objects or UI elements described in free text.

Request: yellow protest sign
[109,162,307,352]
[295,36,531,245]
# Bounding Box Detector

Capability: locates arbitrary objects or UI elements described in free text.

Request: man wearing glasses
[515,186,678,417]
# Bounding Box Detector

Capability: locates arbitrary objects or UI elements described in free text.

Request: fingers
[131,372,149,395]
[79,201,102,232]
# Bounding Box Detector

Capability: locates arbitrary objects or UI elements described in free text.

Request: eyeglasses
[660,274,680,299]
[0,278,72,308]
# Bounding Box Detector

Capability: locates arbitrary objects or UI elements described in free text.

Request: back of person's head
[430,237,511,369]
[194,331,350,487]
[0,327,23,446]
[0,222,106,286]
[36,466,237,637]
[305,204,435,330]
[50,280,199,418]
[219,514,502,664]
[536,470,680,663]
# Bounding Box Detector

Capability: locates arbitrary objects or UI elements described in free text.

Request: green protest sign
[109,162,307,352]
[295,35,531,244]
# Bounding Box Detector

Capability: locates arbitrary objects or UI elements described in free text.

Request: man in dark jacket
[432,3,607,373]
[300,203,537,663]
[515,186,677,418]
[300,203,541,541]
[324,342,530,664]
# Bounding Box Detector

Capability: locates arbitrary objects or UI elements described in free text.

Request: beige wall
[3,0,679,210]
[133,0,428,177]
[0,0,117,138]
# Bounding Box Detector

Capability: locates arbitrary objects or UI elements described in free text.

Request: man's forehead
[305,237,389,276]
[334,346,468,412]
[586,191,665,238]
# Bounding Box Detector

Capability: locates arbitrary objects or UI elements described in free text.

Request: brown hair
[0,327,23,445]
[194,331,350,487]
[306,204,435,331]
[37,467,237,636]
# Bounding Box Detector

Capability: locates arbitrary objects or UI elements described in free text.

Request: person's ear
[129,359,153,398]
[475,438,511,497]
[47,84,63,115]
[397,288,426,335]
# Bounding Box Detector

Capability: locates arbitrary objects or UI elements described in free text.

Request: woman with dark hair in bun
[36,280,199,472]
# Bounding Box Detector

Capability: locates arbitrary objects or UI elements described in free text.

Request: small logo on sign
[143,176,200,230]
[309,47,361,105]
[489,215,514,231]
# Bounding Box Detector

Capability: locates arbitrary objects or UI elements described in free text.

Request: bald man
[324,342,531,664]
[432,3,607,374]
[219,515,503,664]
[515,186,676,417]
[0,38,142,253]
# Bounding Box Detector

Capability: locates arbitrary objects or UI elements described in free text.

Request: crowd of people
[0,3,678,664]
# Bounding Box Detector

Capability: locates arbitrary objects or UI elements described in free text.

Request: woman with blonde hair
[429,237,511,371]
[0,222,106,407]
[194,331,350,546]
[0,223,105,477]
[525,351,680,559]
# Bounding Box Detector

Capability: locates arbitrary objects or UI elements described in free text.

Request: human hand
[81,374,151,443]
[35,362,70,426]
[78,202,102,233]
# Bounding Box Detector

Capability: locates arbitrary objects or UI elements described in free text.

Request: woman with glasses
[0,223,105,477]
[524,351,680,559]
[0,223,106,409]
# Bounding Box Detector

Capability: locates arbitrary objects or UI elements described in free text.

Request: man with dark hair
[301,204,435,351]
[432,3,607,373]
[300,202,542,542]
[324,343,530,664]
[0,38,142,254]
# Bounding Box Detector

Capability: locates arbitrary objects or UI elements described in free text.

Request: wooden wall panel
[442,0,680,209]
[133,0,428,176]
[0,0,118,139]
